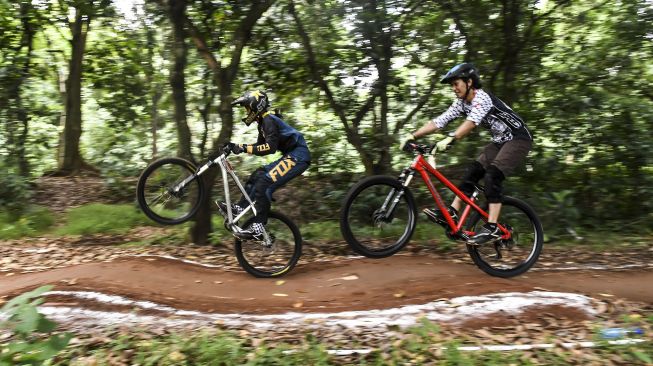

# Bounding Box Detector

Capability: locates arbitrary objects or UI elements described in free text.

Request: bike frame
[405,153,510,239]
[173,153,268,240]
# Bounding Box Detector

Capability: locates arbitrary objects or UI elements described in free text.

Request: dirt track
[1,254,651,316]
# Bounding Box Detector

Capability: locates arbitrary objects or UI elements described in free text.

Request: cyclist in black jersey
[400,63,533,245]
[221,90,311,239]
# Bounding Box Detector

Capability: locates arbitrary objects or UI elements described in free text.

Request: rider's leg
[237,167,267,208]
[452,160,487,212]
[240,155,309,238]
[468,139,532,245]
[488,203,502,223]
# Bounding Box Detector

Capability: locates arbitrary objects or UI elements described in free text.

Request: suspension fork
[379,168,415,220]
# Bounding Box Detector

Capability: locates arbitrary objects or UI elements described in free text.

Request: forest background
[1,0,651,245]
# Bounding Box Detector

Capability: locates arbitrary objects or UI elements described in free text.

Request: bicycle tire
[465,196,543,278]
[234,211,302,278]
[136,157,205,225]
[340,175,417,258]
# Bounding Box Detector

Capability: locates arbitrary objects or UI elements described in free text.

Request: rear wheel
[136,157,204,225]
[340,176,417,258]
[234,211,302,278]
[466,196,543,277]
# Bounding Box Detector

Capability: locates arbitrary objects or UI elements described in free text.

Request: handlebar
[403,142,435,155]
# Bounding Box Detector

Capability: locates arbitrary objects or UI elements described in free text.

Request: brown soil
[1,255,651,316]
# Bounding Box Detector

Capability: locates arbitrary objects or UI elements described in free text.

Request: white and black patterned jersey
[431,89,532,144]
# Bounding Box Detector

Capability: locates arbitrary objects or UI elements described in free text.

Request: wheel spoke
[343,179,415,257]
[137,158,203,225]
[466,197,542,277]
[236,213,301,277]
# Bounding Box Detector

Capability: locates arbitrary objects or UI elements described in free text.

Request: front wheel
[340,176,417,258]
[234,211,302,278]
[466,196,543,278]
[136,157,205,225]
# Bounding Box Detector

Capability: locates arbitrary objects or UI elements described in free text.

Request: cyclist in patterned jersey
[400,63,533,245]
[220,90,311,239]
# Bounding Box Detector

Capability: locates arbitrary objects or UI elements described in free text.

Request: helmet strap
[463,78,474,102]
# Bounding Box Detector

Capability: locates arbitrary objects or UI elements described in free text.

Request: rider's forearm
[412,122,439,139]
[452,120,476,140]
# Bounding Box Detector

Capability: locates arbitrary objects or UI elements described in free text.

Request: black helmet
[231,90,270,126]
[440,63,482,88]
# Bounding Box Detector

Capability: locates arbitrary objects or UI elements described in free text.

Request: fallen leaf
[275,280,285,286]
[251,338,264,347]
[292,302,303,308]
[272,293,288,297]
[394,291,405,298]
[598,293,614,297]
[195,280,202,283]
[213,281,223,284]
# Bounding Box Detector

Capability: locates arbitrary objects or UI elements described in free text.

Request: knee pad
[458,161,486,197]
[484,165,505,203]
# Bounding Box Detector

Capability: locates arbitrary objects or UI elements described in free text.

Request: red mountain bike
[339,143,543,278]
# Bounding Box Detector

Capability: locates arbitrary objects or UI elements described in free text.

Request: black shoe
[235,222,265,241]
[423,206,458,226]
[467,223,501,246]
[217,202,244,216]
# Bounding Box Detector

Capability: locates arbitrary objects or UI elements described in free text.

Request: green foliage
[0,286,72,365]
[301,220,341,241]
[55,203,152,236]
[54,330,333,366]
[0,167,32,219]
[0,205,55,240]
[0,0,652,240]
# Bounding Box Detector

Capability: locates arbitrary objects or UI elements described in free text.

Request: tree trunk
[499,0,520,105]
[5,2,35,177]
[168,0,193,162]
[144,23,161,160]
[58,7,94,175]
[183,1,274,245]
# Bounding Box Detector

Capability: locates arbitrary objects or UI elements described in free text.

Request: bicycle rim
[137,158,203,225]
[467,197,543,277]
[341,177,416,258]
[235,212,302,278]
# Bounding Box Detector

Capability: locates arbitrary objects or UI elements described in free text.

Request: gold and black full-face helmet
[231,90,270,126]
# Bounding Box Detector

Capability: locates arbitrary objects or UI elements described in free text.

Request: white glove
[434,134,455,153]
[399,132,415,151]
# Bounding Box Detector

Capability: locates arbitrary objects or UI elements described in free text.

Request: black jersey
[248,112,311,162]
[432,89,532,143]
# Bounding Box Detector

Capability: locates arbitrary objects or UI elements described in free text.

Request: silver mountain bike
[136,145,302,277]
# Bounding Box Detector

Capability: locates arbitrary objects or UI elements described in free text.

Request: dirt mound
[2,255,651,315]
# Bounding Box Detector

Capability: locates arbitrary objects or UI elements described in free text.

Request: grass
[54,203,152,236]
[1,202,649,258]
[0,205,55,240]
